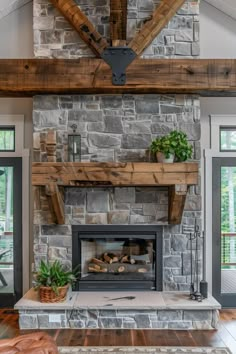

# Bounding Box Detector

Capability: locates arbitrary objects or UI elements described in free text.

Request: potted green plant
[149,135,175,163]
[149,130,193,163]
[169,130,193,162]
[34,260,79,303]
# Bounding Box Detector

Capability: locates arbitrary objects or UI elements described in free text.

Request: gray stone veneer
[32,0,201,292]
[33,94,201,292]
[19,308,219,330]
[33,0,199,59]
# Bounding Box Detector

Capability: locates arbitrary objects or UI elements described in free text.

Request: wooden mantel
[32,162,199,225]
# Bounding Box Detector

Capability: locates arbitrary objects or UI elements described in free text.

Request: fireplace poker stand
[190,225,203,302]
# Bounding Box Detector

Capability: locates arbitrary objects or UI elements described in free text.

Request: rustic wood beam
[45,183,65,225]
[1,58,236,96]
[50,0,108,57]
[32,162,198,187]
[129,0,185,56]
[110,0,127,45]
[168,184,188,224]
[33,162,198,224]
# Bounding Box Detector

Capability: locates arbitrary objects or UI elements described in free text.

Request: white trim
[205,114,236,295]
[210,115,236,152]
[0,115,24,156]
[22,149,30,293]
[0,115,30,294]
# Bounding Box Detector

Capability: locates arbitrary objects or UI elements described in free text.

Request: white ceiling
[0,0,31,20]
[204,0,236,20]
[0,0,236,23]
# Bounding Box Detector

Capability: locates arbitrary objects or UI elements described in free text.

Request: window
[0,127,15,152]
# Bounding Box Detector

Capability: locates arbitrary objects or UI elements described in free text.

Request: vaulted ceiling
[1,0,236,22]
[204,0,236,20]
[0,0,31,20]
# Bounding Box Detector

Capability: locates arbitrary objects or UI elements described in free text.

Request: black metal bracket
[101,47,137,86]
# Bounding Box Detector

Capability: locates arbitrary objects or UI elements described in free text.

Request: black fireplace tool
[189,231,195,297]
[190,225,203,302]
[200,230,208,298]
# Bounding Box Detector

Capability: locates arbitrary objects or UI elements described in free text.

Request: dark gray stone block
[65,189,86,206]
[171,234,188,252]
[136,99,159,114]
[184,310,212,321]
[135,314,151,328]
[104,116,123,133]
[98,317,123,329]
[87,191,109,213]
[114,188,135,203]
[164,256,182,268]
[101,96,122,109]
[157,310,182,321]
[121,134,151,149]
[41,225,71,235]
[89,133,121,148]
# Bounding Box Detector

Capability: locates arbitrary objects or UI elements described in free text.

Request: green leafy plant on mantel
[34,260,79,295]
[149,130,193,162]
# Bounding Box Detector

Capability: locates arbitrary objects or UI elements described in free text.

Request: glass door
[0,158,22,307]
[212,157,236,307]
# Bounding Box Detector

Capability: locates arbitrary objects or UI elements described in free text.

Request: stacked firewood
[88,252,150,273]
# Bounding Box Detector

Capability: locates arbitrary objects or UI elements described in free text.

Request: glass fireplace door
[72,226,163,291]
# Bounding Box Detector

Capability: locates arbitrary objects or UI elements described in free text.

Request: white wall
[0,2,33,59]
[200,1,236,293]
[200,1,236,58]
[0,1,33,149]
[0,2,33,293]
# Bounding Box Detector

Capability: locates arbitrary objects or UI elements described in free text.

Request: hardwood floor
[1,310,236,353]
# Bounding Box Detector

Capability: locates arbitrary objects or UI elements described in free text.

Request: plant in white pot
[149,130,193,163]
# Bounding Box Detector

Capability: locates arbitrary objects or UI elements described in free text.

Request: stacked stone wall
[33,0,201,291]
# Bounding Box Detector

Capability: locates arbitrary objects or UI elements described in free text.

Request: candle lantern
[68,124,81,162]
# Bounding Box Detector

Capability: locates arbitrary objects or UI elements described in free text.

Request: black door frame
[212,157,236,308]
[0,157,22,307]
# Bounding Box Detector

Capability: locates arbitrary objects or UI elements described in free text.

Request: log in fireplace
[72,225,163,291]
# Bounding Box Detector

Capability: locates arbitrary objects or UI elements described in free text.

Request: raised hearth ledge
[15,290,221,330]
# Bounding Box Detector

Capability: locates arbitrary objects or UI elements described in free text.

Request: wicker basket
[39,284,69,303]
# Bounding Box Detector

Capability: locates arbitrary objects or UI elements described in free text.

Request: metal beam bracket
[101,47,137,85]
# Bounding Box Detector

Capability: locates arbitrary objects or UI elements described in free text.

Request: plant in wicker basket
[34,260,79,303]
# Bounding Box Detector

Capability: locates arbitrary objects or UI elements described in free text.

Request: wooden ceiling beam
[1,58,236,97]
[128,0,185,56]
[50,0,108,57]
[110,0,128,46]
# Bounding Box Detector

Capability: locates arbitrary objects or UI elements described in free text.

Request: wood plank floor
[1,309,236,353]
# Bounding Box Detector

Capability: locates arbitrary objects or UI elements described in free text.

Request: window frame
[0,126,15,152]
[210,115,236,152]
[0,115,24,157]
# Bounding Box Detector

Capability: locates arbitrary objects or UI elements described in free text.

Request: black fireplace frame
[72,225,163,291]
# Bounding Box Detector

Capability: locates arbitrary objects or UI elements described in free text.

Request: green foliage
[169,130,193,162]
[34,260,80,295]
[149,130,193,161]
[150,135,175,158]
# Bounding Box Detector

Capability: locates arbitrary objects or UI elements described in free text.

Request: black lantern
[68,124,81,162]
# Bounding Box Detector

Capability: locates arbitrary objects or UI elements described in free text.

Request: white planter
[156,152,174,163]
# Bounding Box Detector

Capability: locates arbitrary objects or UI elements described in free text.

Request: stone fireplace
[15,0,222,331]
[32,0,201,292]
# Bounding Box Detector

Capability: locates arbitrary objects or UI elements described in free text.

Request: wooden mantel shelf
[32,162,199,225]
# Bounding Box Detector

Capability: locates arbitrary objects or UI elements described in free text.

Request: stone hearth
[15,290,220,330]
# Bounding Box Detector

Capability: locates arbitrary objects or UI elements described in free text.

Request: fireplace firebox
[72,225,163,291]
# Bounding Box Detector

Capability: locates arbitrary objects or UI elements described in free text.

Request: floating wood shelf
[32,162,199,225]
